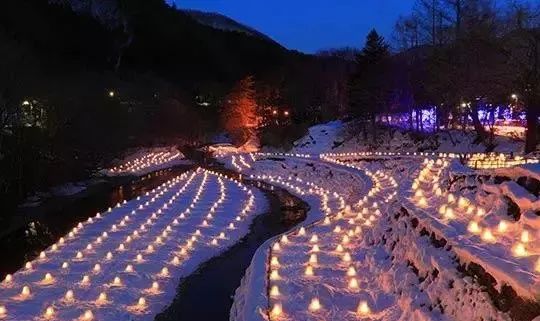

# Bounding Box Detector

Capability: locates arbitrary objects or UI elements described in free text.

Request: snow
[208,136,260,156]
[492,163,540,182]
[482,181,539,212]
[226,120,539,320]
[50,182,89,197]
[291,120,346,154]
[224,151,540,321]
[289,121,526,155]
[102,147,190,177]
[231,160,355,321]
[400,158,540,301]
[0,168,266,321]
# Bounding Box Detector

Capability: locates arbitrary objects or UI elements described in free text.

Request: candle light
[348,277,359,289]
[82,310,93,320]
[161,267,169,276]
[481,229,495,243]
[65,290,74,302]
[44,306,54,319]
[43,273,54,283]
[347,266,356,276]
[305,265,314,276]
[270,285,280,297]
[309,298,321,311]
[521,231,530,243]
[270,270,280,280]
[138,297,146,308]
[21,285,30,298]
[444,208,455,219]
[357,301,371,315]
[512,243,527,257]
[497,221,508,233]
[467,221,481,234]
[343,252,352,262]
[270,304,282,317]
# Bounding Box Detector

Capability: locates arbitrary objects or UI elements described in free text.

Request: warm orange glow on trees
[222,75,260,145]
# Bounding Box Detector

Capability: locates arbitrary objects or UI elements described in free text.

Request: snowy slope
[289,121,526,155]
[224,153,539,321]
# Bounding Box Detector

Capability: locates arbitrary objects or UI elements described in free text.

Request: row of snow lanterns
[0,171,194,319]
[320,151,535,164]
[467,153,539,169]
[0,168,256,320]
[320,151,466,159]
[109,151,181,174]
[255,152,312,159]
[412,159,540,272]
[230,154,252,172]
[266,166,394,319]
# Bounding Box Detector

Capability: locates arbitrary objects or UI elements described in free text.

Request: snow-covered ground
[0,168,266,321]
[102,147,190,177]
[216,151,540,321]
[399,158,540,301]
[290,120,528,155]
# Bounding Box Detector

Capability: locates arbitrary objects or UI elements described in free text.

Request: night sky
[175,0,416,53]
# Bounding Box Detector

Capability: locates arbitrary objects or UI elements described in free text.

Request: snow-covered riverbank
[0,168,266,321]
[102,147,191,177]
[219,151,540,321]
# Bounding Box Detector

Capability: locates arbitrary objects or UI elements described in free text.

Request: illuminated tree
[221,75,260,145]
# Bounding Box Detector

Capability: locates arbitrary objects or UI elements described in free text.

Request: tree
[506,2,540,153]
[221,76,260,146]
[348,30,391,141]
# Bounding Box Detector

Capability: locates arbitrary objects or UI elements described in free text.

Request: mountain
[183,9,282,47]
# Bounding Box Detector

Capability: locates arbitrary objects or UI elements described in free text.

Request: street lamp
[283,110,289,116]
[511,94,518,100]
[108,91,115,98]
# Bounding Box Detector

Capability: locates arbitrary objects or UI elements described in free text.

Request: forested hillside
[0,0,351,214]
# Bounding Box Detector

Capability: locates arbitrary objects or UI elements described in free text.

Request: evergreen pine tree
[348,29,390,141]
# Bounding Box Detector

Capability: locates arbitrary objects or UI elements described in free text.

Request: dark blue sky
[175,0,415,53]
